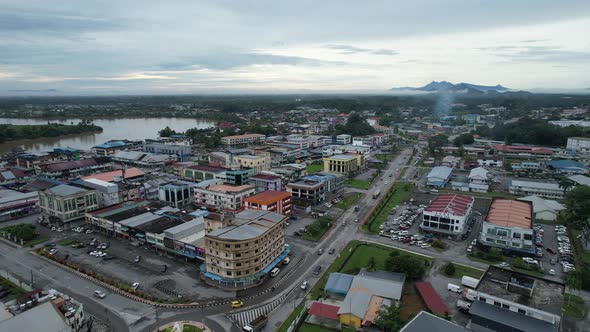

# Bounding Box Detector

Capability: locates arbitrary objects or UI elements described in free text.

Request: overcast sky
[1,0,590,95]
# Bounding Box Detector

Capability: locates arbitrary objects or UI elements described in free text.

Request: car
[85,229,93,234]
[328,248,335,254]
[51,226,56,231]
[134,256,141,263]
[354,218,359,223]
[93,290,107,299]
[548,269,555,275]
[301,281,310,290]
[56,228,63,233]
[48,248,59,255]
[546,248,556,255]
[522,257,538,265]
[289,216,297,221]
[44,243,56,247]
[550,258,556,265]
[318,249,325,255]
[131,282,140,290]
[499,262,510,268]
[102,255,115,260]
[231,300,244,308]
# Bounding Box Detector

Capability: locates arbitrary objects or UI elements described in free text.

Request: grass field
[336,192,362,210]
[364,183,414,233]
[344,178,371,190]
[563,293,586,319]
[182,325,203,332]
[298,323,339,332]
[440,263,485,279]
[0,275,27,302]
[400,283,427,320]
[277,304,306,332]
[307,163,323,174]
[24,236,49,247]
[302,216,333,241]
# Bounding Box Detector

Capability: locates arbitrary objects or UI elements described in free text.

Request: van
[313,265,322,275]
[447,283,462,293]
[282,257,291,265]
[270,267,280,277]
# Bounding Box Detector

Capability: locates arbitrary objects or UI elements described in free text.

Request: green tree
[443,262,456,276]
[384,252,427,280]
[336,112,376,136]
[158,126,176,137]
[375,303,405,332]
[453,133,474,147]
[428,134,449,154]
[558,177,575,195]
[563,185,590,227]
[367,256,377,272]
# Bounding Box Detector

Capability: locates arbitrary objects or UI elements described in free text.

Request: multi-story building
[426,166,453,187]
[193,183,255,212]
[352,136,375,147]
[111,151,174,168]
[479,199,534,254]
[92,140,142,156]
[566,137,590,154]
[143,142,191,161]
[323,154,365,175]
[468,167,489,193]
[233,154,271,174]
[38,158,110,179]
[286,172,344,206]
[0,189,38,222]
[243,190,292,215]
[203,209,289,287]
[221,134,266,146]
[222,168,254,186]
[249,174,283,193]
[336,134,351,145]
[181,165,226,182]
[38,184,98,228]
[492,144,553,160]
[420,194,474,236]
[467,266,564,332]
[159,182,192,208]
[508,180,564,199]
[74,178,119,207]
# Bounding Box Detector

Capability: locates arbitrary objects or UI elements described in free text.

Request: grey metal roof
[337,289,372,318]
[0,301,70,332]
[208,224,265,241]
[119,212,161,227]
[165,218,204,235]
[427,166,453,180]
[46,184,88,196]
[325,273,354,294]
[400,311,466,332]
[351,269,406,301]
[469,301,557,332]
[208,210,285,241]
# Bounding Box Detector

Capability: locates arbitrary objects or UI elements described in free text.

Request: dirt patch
[400,283,426,320]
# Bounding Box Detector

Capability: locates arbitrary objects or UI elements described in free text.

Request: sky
[1,0,590,95]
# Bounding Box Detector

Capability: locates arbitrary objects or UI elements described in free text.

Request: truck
[372,190,381,199]
[456,299,472,313]
[461,276,480,289]
[243,315,268,332]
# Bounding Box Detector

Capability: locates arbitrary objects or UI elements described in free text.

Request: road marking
[227,292,289,328]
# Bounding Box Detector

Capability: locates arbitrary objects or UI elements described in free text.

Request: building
[426,166,453,187]
[467,266,564,332]
[441,155,460,168]
[517,195,565,221]
[479,199,534,254]
[545,159,589,174]
[492,144,553,159]
[248,174,283,193]
[143,142,191,161]
[221,134,266,146]
[82,167,145,183]
[568,174,590,186]
[38,158,109,178]
[286,172,344,206]
[181,165,226,182]
[420,194,474,236]
[85,201,206,260]
[193,183,255,212]
[509,180,564,199]
[233,154,271,173]
[400,311,466,332]
[0,289,86,332]
[38,184,99,228]
[203,210,288,287]
[75,178,119,207]
[469,167,489,193]
[159,182,192,208]
[243,190,292,215]
[566,137,590,154]
[223,168,254,186]
[323,154,364,175]
[335,134,351,145]
[352,136,375,147]
[111,151,175,168]
[92,140,141,156]
[0,189,38,222]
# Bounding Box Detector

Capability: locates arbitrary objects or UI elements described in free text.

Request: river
[0,118,215,154]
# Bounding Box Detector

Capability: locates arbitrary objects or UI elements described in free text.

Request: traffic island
[154,321,210,332]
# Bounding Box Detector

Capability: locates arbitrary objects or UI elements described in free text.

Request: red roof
[308,302,340,321]
[41,159,97,172]
[415,282,449,316]
[492,144,553,155]
[424,194,474,217]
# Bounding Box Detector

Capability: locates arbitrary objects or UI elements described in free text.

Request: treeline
[476,117,590,146]
[0,121,102,143]
[159,122,277,148]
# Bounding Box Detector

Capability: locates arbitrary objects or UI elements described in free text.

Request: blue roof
[325,272,354,295]
[94,141,127,149]
[304,173,335,182]
[546,159,588,170]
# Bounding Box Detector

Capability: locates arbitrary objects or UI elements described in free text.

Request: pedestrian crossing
[227,292,288,328]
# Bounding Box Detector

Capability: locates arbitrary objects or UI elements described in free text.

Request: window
[502,304,510,309]
[226,271,232,276]
[513,233,521,239]
[518,308,526,315]
[494,301,501,307]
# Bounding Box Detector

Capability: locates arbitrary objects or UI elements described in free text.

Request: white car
[549,269,555,275]
[522,257,538,265]
[301,281,310,290]
[131,282,140,290]
[499,262,510,268]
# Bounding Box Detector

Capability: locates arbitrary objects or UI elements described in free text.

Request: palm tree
[558,176,575,195]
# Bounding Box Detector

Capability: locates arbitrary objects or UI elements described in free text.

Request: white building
[352,136,375,147]
[221,134,266,146]
[508,180,564,199]
[517,195,565,221]
[477,159,503,168]
[76,178,119,207]
[469,167,489,193]
[336,134,351,145]
[479,199,534,254]
[420,194,474,236]
[233,154,271,174]
[566,137,590,154]
[193,184,255,212]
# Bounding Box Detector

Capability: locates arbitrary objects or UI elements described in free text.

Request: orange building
[243,190,292,216]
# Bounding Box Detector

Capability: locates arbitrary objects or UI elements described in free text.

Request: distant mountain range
[390,81,531,95]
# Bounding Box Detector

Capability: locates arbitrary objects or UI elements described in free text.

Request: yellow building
[323,153,364,175]
[204,209,288,287]
[233,154,271,174]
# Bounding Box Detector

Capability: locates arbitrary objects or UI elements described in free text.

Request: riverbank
[0,123,103,144]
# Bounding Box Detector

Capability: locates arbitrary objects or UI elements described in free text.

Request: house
[426,166,453,187]
[469,167,489,193]
[479,199,534,254]
[324,272,355,299]
[517,195,565,221]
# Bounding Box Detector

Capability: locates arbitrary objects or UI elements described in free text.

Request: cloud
[488,45,590,63]
[0,10,121,33]
[324,44,398,56]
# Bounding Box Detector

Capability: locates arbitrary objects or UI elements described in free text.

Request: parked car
[131,282,140,291]
[93,290,106,299]
[328,248,335,254]
[301,281,310,290]
[522,257,538,265]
